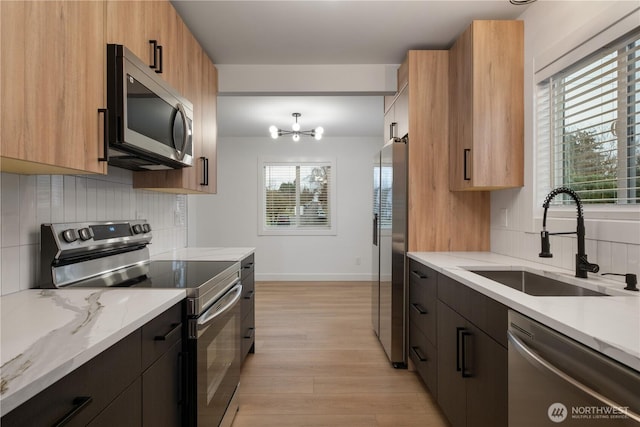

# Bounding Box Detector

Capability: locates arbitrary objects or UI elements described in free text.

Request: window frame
[258,157,337,236]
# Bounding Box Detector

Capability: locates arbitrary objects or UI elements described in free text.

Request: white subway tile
[610,243,628,275]
[1,246,20,295]
[36,175,52,226]
[627,244,640,277]
[105,183,115,220]
[1,173,20,247]
[96,180,106,221]
[75,176,87,221]
[19,244,37,290]
[86,179,98,221]
[63,176,77,222]
[51,175,64,223]
[596,241,613,275]
[19,175,37,245]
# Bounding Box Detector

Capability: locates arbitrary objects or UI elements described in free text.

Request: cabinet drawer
[408,260,437,342]
[241,254,255,279]
[241,274,255,316]
[409,319,437,396]
[142,302,183,370]
[1,330,141,427]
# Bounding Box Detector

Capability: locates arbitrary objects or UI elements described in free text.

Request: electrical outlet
[499,208,508,228]
[174,210,185,226]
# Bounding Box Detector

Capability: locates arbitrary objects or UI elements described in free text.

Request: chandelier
[269,113,324,141]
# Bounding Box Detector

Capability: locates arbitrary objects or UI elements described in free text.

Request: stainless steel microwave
[106,44,193,171]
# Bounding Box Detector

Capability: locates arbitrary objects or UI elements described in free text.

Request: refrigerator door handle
[373,213,378,245]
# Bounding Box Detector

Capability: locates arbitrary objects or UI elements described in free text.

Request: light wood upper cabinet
[449,20,524,191]
[106,1,184,93]
[0,1,107,175]
[199,59,218,194]
[394,51,489,252]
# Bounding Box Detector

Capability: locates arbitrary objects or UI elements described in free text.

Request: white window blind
[261,161,334,234]
[537,29,639,205]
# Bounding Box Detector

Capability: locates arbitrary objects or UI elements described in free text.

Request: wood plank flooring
[231,281,450,427]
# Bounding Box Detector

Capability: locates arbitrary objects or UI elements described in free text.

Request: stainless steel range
[39,220,242,427]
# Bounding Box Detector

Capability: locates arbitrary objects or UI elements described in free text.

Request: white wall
[188,135,382,281]
[0,168,188,295]
[491,1,640,283]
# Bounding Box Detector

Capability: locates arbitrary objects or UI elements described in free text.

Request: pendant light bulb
[292,133,300,142]
[292,122,301,132]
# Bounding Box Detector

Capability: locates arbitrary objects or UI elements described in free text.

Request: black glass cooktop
[68,260,237,289]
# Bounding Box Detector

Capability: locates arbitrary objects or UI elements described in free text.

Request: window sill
[259,228,337,236]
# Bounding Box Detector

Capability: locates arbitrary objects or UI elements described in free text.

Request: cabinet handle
[244,327,255,339]
[98,108,109,162]
[463,148,471,181]
[53,396,93,427]
[456,327,465,372]
[155,44,163,74]
[461,331,472,378]
[411,303,428,315]
[200,157,209,186]
[411,346,427,362]
[389,122,397,140]
[149,40,159,70]
[242,262,254,270]
[154,322,181,341]
[372,213,378,246]
[243,290,254,300]
[411,270,428,280]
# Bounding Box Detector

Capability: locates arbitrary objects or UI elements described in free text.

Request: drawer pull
[243,290,254,300]
[411,346,427,362]
[411,303,428,315]
[243,263,254,270]
[154,322,181,341]
[54,396,93,427]
[411,270,428,279]
[244,327,255,339]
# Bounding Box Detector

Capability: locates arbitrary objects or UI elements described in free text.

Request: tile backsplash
[0,169,187,295]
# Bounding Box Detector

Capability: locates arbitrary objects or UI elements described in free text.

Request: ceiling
[171,1,530,138]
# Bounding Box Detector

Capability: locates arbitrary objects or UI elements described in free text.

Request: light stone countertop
[151,247,255,262]
[408,251,640,372]
[0,288,186,416]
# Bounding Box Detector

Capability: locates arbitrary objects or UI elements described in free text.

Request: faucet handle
[539,231,552,258]
[601,273,639,292]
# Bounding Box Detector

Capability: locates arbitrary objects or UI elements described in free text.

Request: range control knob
[142,224,151,233]
[78,228,93,241]
[62,229,79,243]
[132,224,143,234]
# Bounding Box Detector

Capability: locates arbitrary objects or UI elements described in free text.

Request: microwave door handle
[174,103,191,160]
[507,331,640,423]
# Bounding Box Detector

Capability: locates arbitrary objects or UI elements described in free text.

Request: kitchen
[1,0,640,426]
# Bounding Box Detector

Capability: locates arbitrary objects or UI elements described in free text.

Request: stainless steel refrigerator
[372,135,407,368]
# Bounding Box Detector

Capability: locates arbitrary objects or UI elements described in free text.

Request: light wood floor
[231,281,450,427]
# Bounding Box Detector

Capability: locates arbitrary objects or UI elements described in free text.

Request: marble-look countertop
[152,247,255,262]
[0,288,185,416]
[408,251,640,372]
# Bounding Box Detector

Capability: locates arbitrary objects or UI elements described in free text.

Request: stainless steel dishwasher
[508,310,640,426]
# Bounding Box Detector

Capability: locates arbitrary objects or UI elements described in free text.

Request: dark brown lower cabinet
[437,300,507,427]
[241,253,255,362]
[1,302,184,427]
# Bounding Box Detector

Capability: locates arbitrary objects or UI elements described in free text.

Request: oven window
[206,314,237,404]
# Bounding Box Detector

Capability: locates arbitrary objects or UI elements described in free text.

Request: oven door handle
[197,282,242,331]
[507,330,640,423]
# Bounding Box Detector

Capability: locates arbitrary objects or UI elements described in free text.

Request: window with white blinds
[537,29,639,205]
[260,161,335,235]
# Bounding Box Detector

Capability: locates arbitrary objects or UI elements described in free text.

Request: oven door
[187,283,242,427]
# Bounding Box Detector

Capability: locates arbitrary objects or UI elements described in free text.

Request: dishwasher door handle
[507,330,640,423]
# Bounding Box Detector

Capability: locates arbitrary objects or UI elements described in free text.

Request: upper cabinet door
[106,1,183,92]
[1,0,107,175]
[449,20,524,191]
[198,59,218,194]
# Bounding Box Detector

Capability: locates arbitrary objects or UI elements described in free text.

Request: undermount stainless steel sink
[469,270,608,296]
